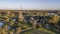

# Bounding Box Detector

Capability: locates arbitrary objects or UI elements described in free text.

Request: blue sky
[0,0,60,10]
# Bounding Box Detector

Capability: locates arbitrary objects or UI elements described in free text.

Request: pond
[0,22,4,27]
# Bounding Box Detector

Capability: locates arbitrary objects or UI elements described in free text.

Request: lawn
[21,28,56,34]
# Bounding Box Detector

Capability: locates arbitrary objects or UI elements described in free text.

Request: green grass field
[21,27,57,34]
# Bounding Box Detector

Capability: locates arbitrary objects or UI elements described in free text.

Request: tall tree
[49,14,59,23]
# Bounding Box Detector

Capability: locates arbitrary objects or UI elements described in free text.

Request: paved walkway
[21,29,49,34]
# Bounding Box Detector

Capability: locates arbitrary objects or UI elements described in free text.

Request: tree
[9,31,13,34]
[9,29,14,34]
[18,11,24,22]
[0,29,8,34]
[16,27,22,34]
[3,16,9,22]
[47,14,60,30]
[9,13,15,18]
[3,24,8,32]
[49,14,59,24]
[0,14,3,18]
[9,20,15,26]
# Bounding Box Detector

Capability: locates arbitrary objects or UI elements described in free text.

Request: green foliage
[9,20,15,26]
[17,23,29,29]
[48,14,59,23]
[0,14,3,18]
[21,28,56,34]
[9,13,15,18]
[0,11,60,34]
[38,28,55,34]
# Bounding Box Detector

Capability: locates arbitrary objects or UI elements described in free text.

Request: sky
[0,0,60,10]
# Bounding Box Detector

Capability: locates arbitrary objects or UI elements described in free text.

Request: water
[0,22,3,27]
